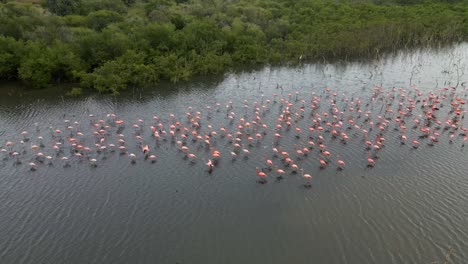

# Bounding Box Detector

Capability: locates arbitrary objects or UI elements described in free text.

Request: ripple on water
[1,44,468,264]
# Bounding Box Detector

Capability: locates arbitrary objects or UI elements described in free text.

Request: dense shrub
[0,0,467,94]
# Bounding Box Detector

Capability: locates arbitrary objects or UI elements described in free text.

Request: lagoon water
[1,44,468,264]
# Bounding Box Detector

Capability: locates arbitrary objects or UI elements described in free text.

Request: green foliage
[87,10,123,31]
[66,87,83,96]
[122,0,136,6]
[0,2,42,39]
[72,27,131,67]
[80,50,158,94]
[181,19,228,54]
[135,23,176,53]
[190,52,232,75]
[18,40,83,88]
[46,0,81,16]
[1,0,468,93]
[62,15,89,27]
[79,0,127,14]
[150,53,191,82]
[0,36,23,79]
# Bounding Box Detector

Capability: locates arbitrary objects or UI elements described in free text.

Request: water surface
[1,44,468,264]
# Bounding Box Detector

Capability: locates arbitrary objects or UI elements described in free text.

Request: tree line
[1,0,467,94]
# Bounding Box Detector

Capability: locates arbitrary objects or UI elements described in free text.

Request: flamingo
[142,145,150,153]
[291,164,299,174]
[206,159,214,173]
[187,153,197,163]
[265,157,273,170]
[230,151,237,160]
[149,155,157,163]
[319,158,328,168]
[276,167,285,180]
[337,156,345,170]
[367,153,375,168]
[129,153,136,164]
[3,88,468,178]
[256,167,267,184]
[301,169,312,188]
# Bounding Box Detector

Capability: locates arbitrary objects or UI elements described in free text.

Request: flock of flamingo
[1,84,467,187]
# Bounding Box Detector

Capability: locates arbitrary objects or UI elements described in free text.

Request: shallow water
[1,44,468,264]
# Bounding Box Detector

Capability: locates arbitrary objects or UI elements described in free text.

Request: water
[1,44,468,264]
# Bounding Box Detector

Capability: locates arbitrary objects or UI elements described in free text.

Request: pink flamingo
[256,167,267,184]
[276,167,285,180]
[367,152,375,167]
[337,156,345,170]
[319,158,328,168]
[187,153,197,163]
[301,169,312,188]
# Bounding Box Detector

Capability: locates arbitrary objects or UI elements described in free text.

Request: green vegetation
[1,0,467,94]
[66,87,83,96]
